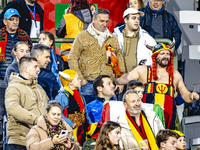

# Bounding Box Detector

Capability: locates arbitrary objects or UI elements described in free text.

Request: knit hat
[172,130,185,138]
[59,69,77,86]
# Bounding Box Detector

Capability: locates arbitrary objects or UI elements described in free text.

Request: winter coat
[26,115,81,150]
[5,73,49,146]
[113,25,156,66]
[117,108,164,150]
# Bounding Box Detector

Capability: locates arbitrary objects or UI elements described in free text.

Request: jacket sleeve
[113,36,125,72]
[55,93,75,127]
[5,86,38,125]
[56,18,66,38]
[26,127,54,150]
[68,34,85,81]
[171,15,182,50]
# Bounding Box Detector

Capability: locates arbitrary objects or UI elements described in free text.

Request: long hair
[70,0,90,12]
[94,121,122,150]
[152,51,174,81]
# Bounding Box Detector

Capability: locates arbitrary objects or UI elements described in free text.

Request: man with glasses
[139,0,182,50]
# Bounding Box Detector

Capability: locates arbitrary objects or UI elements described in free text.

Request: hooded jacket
[26,115,81,150]
[113,25,156,66]
[56,9,92,53]
[5,73,49,146]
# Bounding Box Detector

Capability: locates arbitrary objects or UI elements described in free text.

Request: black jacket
[0,0,44,36]
[139,5,182,50]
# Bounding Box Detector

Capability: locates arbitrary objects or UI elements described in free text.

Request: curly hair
[70,0,90,12]
[94,121,122,150]
[152,51,174,81]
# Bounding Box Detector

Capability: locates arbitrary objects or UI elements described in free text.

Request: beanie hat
[59,69,77,86]
[172,130,185,138]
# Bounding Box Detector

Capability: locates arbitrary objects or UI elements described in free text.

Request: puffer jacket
[68,30,125,81]
[117,108,164,150]
[5,73,49,146]
[26,115,81,150]
[139,4,182,50]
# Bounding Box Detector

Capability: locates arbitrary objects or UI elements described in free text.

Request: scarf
[148,2,164,14]
[87,23,112,47]
[126,110,158,150]
[63,87,86,127]
[0,27,32,61]
[44,115,67,150]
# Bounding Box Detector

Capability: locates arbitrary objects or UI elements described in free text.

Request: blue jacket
[55,90,91,127]
[139,4,182,50]
[38,68,59,100]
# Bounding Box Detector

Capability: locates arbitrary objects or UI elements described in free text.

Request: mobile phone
[59,130,68,138]
[139,59,147,65]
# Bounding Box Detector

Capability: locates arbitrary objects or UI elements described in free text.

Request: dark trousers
[8,144,26,150]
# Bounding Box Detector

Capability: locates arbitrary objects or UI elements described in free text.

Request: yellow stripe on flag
[155,93,165,107]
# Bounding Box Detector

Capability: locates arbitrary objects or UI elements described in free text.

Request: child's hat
[59,69,77,86]
[172,130,185,138]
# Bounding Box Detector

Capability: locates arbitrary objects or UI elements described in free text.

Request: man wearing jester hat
[114,42,199,129]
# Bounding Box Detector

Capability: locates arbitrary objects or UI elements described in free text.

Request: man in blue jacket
[139,0,182,50]
[87,75,115,123]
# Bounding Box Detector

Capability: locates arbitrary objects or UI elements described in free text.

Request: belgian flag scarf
[126,110,158,150]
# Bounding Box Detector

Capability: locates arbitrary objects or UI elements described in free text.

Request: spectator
[172,130,186,150]
[94,121,122,150]
[156,129,178,150]
[39,30,64,87]
[87,75,115,123]
[0,8,32,144]
[4,41,30,87]
[30,44,60,99]
[118,89,164,149]
[129,0,145,9]
[56,0,92,69]
[5,56,49,150]
[139,0,182,50]
[90,4,96,15]
[113,8,156,72]
[0,0,44,38]
[114,42,199,129]
[126,80,145,99]
[26,100,81,150]
[55,69,91,128]
[68,8,125,103]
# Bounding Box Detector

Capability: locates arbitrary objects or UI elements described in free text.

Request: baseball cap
[4,8,20,20]
[123,8,144,18]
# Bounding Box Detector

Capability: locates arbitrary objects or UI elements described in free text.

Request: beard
[156,58,169,67]
[128,108,141,115]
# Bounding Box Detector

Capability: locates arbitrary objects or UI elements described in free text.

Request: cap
[123,8,144,18]
[4,8,20,20]
[59,69,77,86]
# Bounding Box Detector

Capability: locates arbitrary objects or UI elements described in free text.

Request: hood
[8,72,38,87]
[72,8,92,23]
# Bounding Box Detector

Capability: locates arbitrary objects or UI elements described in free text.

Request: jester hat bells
[145,41,175,81]
[59,69,77,87]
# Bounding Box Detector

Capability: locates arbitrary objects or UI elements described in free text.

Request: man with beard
[117,89,164,150]
[114,42,199,129]
[0,0,44,38]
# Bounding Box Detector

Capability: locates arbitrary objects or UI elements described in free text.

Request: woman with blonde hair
[94,121,122,150]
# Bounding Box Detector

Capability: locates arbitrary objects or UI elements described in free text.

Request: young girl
[39,30,64,86]
[94,121,122,150]
[172,130,186,150]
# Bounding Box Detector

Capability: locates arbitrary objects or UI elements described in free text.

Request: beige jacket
[5,73,49,146]
[68,30,125,81]
[26,115,81,150]
[117,108,164,150]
